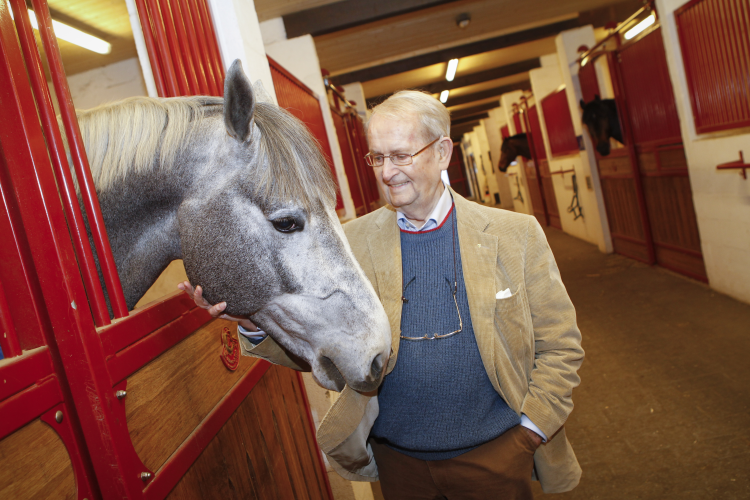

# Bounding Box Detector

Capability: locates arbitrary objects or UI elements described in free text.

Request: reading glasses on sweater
[364,137,440,167]
[400,277,464,341]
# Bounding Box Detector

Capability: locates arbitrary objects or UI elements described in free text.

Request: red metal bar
[182,0,212,95]
[167,0,200,94]
[196,0,225,93]
[716,151,748,179]
[295,371,336,500]
[188,0,219,95]
[550,169,576,175]
[0,376,63,441]
[133,0,167,96]
[0,280,21,359]
[146,0,180,96]
[30,0,129,319]
[0,347,53,403]
[106,307,211,385]
[156,0,189,95]
[10,0,111,326]
[142,360,271,500]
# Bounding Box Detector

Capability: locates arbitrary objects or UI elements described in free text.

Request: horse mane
[75,96,336,210]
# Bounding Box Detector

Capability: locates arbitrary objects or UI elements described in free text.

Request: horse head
[177,60,391,392]
[498,133,530,172]
[580,95,623,156]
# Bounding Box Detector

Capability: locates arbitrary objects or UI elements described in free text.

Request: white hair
[366,90,450,141]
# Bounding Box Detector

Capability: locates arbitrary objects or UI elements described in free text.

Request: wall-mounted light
[445,58,458,82]
[624,14,655,40]
[455,13,471,29]
[440,90,449,103]
[12,8,112,54]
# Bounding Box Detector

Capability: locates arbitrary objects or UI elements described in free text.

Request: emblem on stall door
[220,327,240,371]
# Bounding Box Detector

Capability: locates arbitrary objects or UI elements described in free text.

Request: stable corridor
[531,228,750,499]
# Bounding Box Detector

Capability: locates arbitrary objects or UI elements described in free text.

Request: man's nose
[381,158,399,181]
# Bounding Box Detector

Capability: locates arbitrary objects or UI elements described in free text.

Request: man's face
[367,113,447,222]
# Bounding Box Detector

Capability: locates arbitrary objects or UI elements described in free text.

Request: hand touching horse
[76,60,391,392]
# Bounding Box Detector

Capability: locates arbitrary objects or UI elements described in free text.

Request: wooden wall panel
[642,176,703,253]
[167,366,330,500]
[600,178,646,242]
[0,420,76,499]
[126,319,257,472]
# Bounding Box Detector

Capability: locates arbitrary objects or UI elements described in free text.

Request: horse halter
[399,198,463,341]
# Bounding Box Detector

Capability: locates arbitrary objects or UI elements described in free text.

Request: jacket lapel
[367,209,402,372]
[452,191,503,394]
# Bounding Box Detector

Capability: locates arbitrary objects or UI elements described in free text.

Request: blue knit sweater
[370,207,520,460]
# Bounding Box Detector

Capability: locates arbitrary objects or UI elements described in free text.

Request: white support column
[485,107,514,209]
[207,0,277,103]
[555,26,613,252]
[264,34,357,220]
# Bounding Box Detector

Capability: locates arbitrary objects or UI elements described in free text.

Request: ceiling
[40,0,642,131]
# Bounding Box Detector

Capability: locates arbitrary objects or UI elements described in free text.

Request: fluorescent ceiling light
[20,9,112,54]
[624,14,655,40]
[439,90,449,103]
[445,58,458,82]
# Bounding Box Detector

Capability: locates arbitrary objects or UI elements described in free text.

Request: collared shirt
[397,185,453,232]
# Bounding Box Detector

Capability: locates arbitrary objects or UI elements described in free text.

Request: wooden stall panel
[578,61,601,103]
[331,108,365,214]
[167,366,330,500]
[0,420,76,499]
[126,319,258,472]
[676,0,750,133]
[600,178,650,262]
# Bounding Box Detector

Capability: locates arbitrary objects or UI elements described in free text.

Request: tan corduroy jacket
[239,189,584,493]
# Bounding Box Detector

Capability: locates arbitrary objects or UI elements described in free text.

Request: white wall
[554,27,613,253]
[263,34,357,220]
[473,122,501,204]
[656,0,750,304]
[63,58,147,110]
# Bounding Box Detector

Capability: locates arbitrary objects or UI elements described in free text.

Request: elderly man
[181,90,583,499]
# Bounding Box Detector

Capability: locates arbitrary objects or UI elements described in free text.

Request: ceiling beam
[284,0,460,38]
[444,81,530,107]
[329,17,579,85]
[421,58,540,94]
[449,102,501,120]
[451,121,481,139]
[452,113,489,126]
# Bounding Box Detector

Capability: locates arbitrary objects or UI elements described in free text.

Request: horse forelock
[250,103,337,212]
[75,96,222,191]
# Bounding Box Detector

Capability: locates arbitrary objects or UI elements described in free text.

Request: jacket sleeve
[520,218,584,439]
[238,332,305,371]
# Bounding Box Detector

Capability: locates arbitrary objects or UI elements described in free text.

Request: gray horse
[75,60,390,392]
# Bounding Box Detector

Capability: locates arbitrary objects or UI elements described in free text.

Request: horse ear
[580,99,586,109]
[224,59,256,142]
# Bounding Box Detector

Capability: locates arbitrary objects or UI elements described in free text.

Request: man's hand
[524,427,543,449]
[177,281,259,331]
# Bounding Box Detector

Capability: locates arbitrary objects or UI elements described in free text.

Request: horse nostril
[370,353,386,381]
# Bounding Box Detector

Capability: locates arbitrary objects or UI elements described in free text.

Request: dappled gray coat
[239,188,584,493]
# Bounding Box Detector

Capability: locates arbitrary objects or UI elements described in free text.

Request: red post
[181,0,212,95]
[146,0,180,96]
[196,0,225,94]
[167,0,200,94]
[10,0,111,326]
[30,0,129,319]
[155,0,190,95]
[133,0,168,97]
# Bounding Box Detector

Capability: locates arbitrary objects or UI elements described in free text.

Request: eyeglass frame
[399,282,464,341]
[364,136,441,167]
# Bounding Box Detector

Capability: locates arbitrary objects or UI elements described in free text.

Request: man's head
[366,91,453,223]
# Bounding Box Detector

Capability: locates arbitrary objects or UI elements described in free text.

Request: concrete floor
[532,228,750,499]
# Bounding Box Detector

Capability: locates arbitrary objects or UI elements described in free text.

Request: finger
[208,302,227,317]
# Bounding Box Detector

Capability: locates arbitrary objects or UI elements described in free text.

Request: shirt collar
[397,185,453,232]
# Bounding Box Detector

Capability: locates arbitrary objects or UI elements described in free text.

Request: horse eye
[271,217,302,233]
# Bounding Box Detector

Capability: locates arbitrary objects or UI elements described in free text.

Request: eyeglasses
[364,137,441,167]
[399,277,463,341]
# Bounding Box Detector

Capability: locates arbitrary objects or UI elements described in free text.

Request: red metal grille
[675,0,750,133]
[578,61,601,103]
[618,28,682,146]
[135,0,224,97]
[269,57,344,210]
[541,88,579,157]
[501,125,510,139]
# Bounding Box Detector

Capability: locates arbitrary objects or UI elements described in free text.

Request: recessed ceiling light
[445,58,458,82]
[440,90,449,103]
